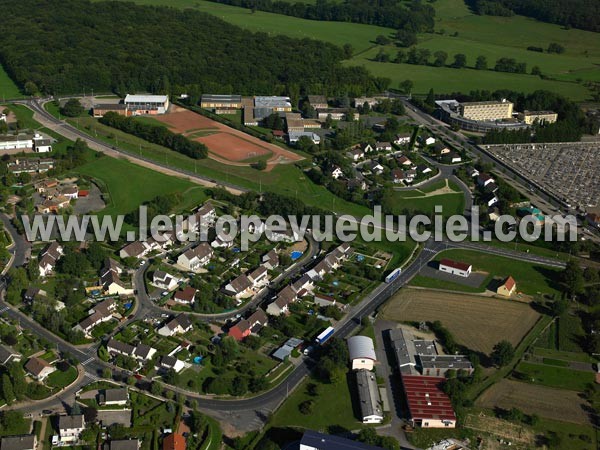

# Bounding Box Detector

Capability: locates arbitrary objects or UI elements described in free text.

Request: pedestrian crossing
[84,371,99,382]
[81,357,95,366]
[0,306,10,314]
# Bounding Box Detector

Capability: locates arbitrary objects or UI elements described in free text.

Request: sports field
[104,0,600,99]
[381,288,541,354]
[154,106,302,168]
[393,179,465,216]
[477,379,591,425]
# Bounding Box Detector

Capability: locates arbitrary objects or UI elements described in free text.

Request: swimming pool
[291,251,303,260]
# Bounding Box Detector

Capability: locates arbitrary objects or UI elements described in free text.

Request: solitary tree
[60,98,85,117]
[475,55,488,70]
[452,53,467,68]
[433,51,448,67]
[491,340,515,366]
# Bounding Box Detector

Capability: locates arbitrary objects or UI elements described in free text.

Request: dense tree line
[99,112,208,159]
[0,0,381,97]
[207,0,436,32]
[467,0,600,32]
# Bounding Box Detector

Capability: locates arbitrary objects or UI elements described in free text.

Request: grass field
[513,361,595,392]
[477,379,591,425]
[411,249,561,295]
[72,155,208,216]
[381,288,541,355]
[0,64,21,100]
[103,0,600,99]
[270,374,370,431]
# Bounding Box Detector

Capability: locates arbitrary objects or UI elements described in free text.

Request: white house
[177,243,213,270]
[38,242,63,277]
[477,173,495,187]
[124,94,169,115]
[438,259,472,277]
[119,241,150,260]
[24,357,56,381]
[394,133,412,146]
[58,415,85,443]
[356,369,384,424]
[158,314,193,337]
[33,134,53,153]
[152,270,180,291]
[331,166,344,179]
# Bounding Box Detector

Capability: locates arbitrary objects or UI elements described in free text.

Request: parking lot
[486,142,600,209]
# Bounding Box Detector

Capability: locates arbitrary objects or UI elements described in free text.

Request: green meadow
[0,64,21,100]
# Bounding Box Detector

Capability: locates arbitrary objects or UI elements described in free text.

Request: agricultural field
[0,64,21,99]
[381,288,541,355]
[72,155,208,216]
[411,249,561,295]
[477,379,591,425]
[103,0,600,99]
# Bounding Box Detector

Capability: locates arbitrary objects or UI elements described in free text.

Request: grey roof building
[300,430,384,450]
[1,435,36,450]
[355,369,383,423]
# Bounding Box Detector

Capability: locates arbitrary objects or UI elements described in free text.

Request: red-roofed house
[438,259,472,278]
[496,276,517,297]
[163,433,185,450]
[401,375,456,428]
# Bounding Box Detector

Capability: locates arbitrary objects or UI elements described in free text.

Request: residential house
[158,355,185,374]
[346,178,367,191]
[224,274,253,300]
[466,166,480,178]
[119,241,149,260]
[0,345,21,366]
[477,173,495,187]
[262,249,280,270]
[266,285,296,316]
[177,244,213,271]
[446,152,462,163]
[158,314,193,337]
[417,164,432,174]
[24,357,56,381]
[152,270,180,291]
[367,160,384,175]
[346,148,365,162]
[421,135,436,146]
[375,141,392,152]
[133,344,157,361]
[173,287,197,305]
[248,266,269,288]
[331,166,344,180]
[307,95,328,110]
[1,435,36,450]
[396,155,412,166]
[394,133,412,146]
[162,434,185,450]
[101,388,129,406]
[497,276,517,297]
[38,242,63,277]
[228,308,268,341]
[58,415,85,443]
[433,142,450,155]
[106,339,135,358]
[100,258,131,296]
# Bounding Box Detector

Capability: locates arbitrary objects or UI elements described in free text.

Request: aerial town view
[0,0,599,449]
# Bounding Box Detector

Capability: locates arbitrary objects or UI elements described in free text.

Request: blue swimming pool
[193,356,203,364]
[291,251,303,260]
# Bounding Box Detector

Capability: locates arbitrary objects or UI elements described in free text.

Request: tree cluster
[209,0,436,32]
[468,0,600,32]
[0,0,379,97]
[100,112,207,159]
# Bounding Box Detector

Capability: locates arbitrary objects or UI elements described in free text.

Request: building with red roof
[496,276,517,297]
[163,433,185,450]
[401,375,456,428]
[438,259,472,278]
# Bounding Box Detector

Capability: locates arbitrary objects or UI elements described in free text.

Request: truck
[315,326,335,345]
[385,267,402,283]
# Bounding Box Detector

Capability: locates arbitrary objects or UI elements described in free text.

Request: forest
[0,0,383,96]
[208,0,436,31]
[468,0,600,32]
